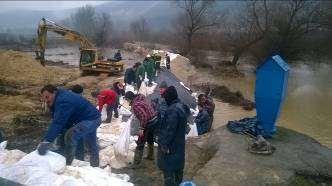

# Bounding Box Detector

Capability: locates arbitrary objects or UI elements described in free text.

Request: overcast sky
[0,1,106,12]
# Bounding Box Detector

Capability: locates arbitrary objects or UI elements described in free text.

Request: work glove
[37,141,50,155]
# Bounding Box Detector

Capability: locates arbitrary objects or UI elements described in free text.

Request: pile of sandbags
[0,141,133,186]
[97,83,158,169]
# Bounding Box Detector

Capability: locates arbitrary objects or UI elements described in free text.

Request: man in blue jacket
[113,49,122,61]
[37,84,101,167]
[195,105,210,135]
[156,86,190,186]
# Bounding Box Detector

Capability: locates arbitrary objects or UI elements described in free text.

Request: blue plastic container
[254,55,290,137]
[180,181,196,186]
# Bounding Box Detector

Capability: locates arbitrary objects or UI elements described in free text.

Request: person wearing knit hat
[163,86,178,105]
[159,81,168,96]
[70,84,84,94]
[156,85,190,185]
[149,81,168,136]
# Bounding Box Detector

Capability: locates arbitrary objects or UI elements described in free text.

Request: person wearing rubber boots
[165,53,171,70]
[91,89,118,123]
[37,84,101,167]
[124,91,157,168]
[53,84,86,161]
[156,86,190,186]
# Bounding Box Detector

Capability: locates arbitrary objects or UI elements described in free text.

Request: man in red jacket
[124,91,157,168]
[91,89,118,123]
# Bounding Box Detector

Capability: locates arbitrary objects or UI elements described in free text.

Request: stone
[182,126,332,185]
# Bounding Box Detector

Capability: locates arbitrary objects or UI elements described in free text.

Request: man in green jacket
[135,62,146,90]
[143,55,156,86]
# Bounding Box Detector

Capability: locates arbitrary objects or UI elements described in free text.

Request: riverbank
[0,47,331,185]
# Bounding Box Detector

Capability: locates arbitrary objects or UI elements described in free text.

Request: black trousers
[136,128,154,150]
[163,169,183,186]
[166,62,170,70]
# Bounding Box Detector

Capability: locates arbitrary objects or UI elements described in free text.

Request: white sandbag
[54,175,87,186]
[125,85,136,94]
[71,159,90,167]
[0,167,59,186]
[18,150,66,173]
[0,149,26,165]
[138,81,148,96]
[0,140,7,151]
[97,105,108,122]
[99,146,114,168]
[190,108,199,117]
[24,171,60,186]
[114,118,131,162]
[0,150,62,186]
[144,72,149,84]
[118,106,132,116]
[138,81,158,96]
[169,52,179,61]
[62,166,133,186]
[186,123,198,139]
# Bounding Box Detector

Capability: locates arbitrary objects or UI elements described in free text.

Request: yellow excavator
[35,18,124,75]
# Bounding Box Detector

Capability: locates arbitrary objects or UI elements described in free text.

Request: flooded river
[220,62,332,148]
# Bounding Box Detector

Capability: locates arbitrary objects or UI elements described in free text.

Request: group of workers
[36,50,214,186]
[124,53,171,89]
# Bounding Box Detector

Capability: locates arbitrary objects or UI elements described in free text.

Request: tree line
[66,0,331,66]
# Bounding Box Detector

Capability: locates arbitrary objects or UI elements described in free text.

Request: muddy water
[219,63,332,148]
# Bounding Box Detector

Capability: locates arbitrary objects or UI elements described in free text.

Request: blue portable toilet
[254,55,290,138]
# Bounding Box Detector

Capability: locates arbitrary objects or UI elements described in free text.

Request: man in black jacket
[156,86,190,186]
[124,63,139,86]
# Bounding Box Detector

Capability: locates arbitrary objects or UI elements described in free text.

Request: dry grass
[0,95,38,123]
[0,50,79,88]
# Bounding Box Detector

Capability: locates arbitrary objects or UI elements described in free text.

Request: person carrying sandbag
[91,89,118,123]
[37,84,101,167]
[124,91,157,169]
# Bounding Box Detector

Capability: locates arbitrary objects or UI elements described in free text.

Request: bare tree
[175,0,221,53]
[71,5,97,41]
[222,0,322,66]
[95,13,113,47]
[130,17,150,42]
[267,0,322,58]
[222,0,271,66]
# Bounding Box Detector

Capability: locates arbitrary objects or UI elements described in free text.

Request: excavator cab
[80,49,96,66]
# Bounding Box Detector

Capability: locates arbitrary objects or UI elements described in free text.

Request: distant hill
[0,1,238,35]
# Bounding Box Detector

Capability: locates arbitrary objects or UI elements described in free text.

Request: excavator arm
[35,18,95,66]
